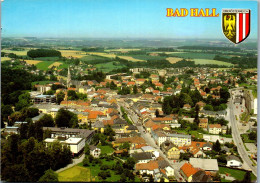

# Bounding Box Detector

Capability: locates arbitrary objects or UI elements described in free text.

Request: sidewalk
[56,154,85,173]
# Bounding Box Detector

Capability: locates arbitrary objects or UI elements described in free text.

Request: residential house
[198,118,208,130]
[189,158,219,175]
[192,170,212,182]
[183,104,191,110]
[180,163,198,182]
[161,140,180,160]
[90,145,101,158]
[226,155,242,167]
[131,152,155,163]
[208,124,222,134]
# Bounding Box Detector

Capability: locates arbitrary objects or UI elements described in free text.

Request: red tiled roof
[181,163,198,178]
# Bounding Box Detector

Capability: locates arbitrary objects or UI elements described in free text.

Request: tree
[67,90,78,100]
[55,108,78,127]
[248,132,257,140]
[243,171,251,183]
[213,140,221,152]
[56,92,65,104]
[149,174,154,182]
[84,143,90,155]
[110,81,117,90]
[133,85,138,94]
[38,169,58,182]
[119,142,130,150]
[160,177,165,182]
[38,114,55,127]
[155,109,160,117]
[124,157,136,170]
[83,156,90,167]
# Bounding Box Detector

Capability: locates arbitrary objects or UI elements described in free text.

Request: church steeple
[67,66,71,88]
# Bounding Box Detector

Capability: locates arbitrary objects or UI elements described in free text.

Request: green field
[36,61,55,70]
[58,165,92,182]
[95,61,126,73]
[219,167,256,181]
[131,54,166,61]
[34,57,60,61]
[194,59,233,66]
[97,145,114,155]
[57,61,69,69]
[80,55,110,63]
[31,80,56,86]
[1,49,28,56]
[168,52,216,59]
[1,57,12,61]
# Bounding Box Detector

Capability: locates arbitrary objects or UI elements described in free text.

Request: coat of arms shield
[222,9,250,44]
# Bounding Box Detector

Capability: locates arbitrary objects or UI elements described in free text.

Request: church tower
[67,66,71,88]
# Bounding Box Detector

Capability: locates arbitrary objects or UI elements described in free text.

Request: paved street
[228,89,257,176]
[119,102,185,182]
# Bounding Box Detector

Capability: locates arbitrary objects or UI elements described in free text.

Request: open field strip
[86,52,117,58]
[24,60,43,65]
[48,62,63,68]
[1,57,12,61]
[166,57,184,64]
[1,49,29,56]
[105,48,141,52]
[194,59,233,66]
[118,55,145,62]
[58,50,86,58]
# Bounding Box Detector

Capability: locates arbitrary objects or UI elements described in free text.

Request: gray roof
[226,155,241,162]
[158,159,171,169]
[89,145,98,151]
[32,113,45,121]
[127,125,138,131]
[203,142,213,148]
[192,170,212,182]
[189,158,219,171]
[131,152,154,161]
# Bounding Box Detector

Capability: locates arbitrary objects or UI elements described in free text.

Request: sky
[1,0,258,39]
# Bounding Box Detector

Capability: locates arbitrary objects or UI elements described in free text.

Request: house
[221,146,231,155]
[199,118,208,130]
[208,124,222,134]
[141,146,155,153]
[202,142,213,151]
[192,170,212,182]
[131,152,155,163]
[196,101,206,110]
[160,140,180,160]
[226,155,242,167]
[135,160,159,175]
[180,163,198,182]
[90,145,101,158]
[189,158,219,174]
[189,147,206,158]
[183,104,191,110]
[44,137,85,155]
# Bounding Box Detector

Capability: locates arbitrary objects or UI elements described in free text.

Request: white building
[90,145,101,158]
[44,137,85,155]
[226,155,242,167]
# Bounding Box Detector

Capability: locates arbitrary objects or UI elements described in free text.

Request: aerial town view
[1,0,258,182]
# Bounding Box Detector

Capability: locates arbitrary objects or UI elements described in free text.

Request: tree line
[27,49,61,58]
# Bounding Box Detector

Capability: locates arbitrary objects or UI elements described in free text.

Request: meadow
[168,52,216,59]
[193,59,233,66]
[1,57,12,61]
[95,61,126,72]
[58,165,92,182]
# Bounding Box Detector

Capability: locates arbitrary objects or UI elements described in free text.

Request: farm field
[48,62,63,68]
[193,59,233,66]
[34,57,60,61]
[168,52,216,59]
[105,48,141,52]
[58,165,92,182]
[130,54,166,61]
[166,57,184,64]
[24,60,43,65]
[95,61,126,73]
[58,50,86,58]
[1,49,29,56]
[86,52,117,58]
[35,61,55,70]
[1,57,11,61]
[117,55,145,62]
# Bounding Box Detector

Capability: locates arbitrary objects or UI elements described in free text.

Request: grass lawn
[36,61,55,70]
[241,134,255,143]
[97,145,114,155]
[194,59,233,66]
[168,52,216,59]
[95,61,126,73]
[31,80,56,86]
[58,165,92,182]
[219,167,256,181]
[34,57,60,61]
[78,159,120,182]
[1,57,12,61]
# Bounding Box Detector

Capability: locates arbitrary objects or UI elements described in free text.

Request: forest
[27,49,62,58]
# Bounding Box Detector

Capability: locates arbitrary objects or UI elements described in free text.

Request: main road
[118,101,185,182]
[228,89,257,176]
